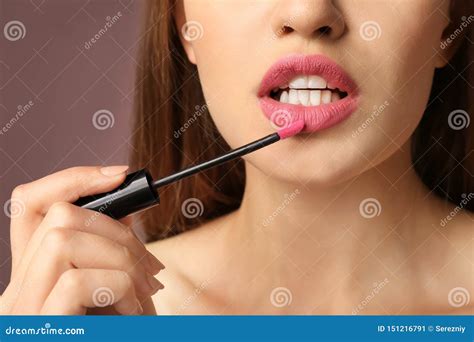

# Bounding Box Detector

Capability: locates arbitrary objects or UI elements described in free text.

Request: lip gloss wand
[74,120,305,219]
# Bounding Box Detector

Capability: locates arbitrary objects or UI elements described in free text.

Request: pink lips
[258,54,359,133]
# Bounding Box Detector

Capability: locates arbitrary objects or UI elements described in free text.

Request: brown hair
[131,0,473,241]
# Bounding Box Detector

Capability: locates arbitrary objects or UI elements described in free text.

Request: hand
[0,166,164,315]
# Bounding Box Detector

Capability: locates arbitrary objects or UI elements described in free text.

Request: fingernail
[146,273,164,293]
[147,253,165,274]
[135,299,143,315]
[100,165,129,177]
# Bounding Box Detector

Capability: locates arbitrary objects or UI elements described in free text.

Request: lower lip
[259,95,359,133]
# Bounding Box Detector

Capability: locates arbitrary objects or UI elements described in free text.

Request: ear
[174,0,197,65]
[434,11,466,68]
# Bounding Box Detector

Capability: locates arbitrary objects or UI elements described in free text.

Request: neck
[229,139,443,307]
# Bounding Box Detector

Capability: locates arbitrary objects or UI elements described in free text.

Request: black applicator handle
[73,169,159,220]
[72,120,305,220]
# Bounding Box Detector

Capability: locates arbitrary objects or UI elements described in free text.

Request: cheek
[183,2,273,148]
[343,1,448,163]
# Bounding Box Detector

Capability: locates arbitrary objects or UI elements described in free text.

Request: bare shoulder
[422,207,473,313]
[145,213,234,314]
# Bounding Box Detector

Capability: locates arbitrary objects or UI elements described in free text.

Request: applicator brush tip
[277,120,305,139]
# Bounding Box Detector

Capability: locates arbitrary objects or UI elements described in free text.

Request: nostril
[318,26,332,36]
[282,25,294,34]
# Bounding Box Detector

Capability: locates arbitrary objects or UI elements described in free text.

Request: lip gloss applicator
[74,120,305,219]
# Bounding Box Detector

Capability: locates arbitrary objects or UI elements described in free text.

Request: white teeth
[321,90,332,104]
[297,90,309,106]
[289,76,307,89]
[308,75,327,89]
[310,90,321,106]
[276,88,342,106]
[273,75,344,106]
[288,89,299,104]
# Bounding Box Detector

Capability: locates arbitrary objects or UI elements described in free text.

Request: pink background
[0,0,143,290]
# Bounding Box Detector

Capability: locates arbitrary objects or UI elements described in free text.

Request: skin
[149,0,473,314]
[1,0,472,315]
[0,166,164,315]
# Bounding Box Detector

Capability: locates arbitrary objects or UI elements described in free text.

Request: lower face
[179,0,449,186]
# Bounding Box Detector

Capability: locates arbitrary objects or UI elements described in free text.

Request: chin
[246,142,372,188]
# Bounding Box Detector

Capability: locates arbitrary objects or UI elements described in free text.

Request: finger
[13,228,163,313]
[13,165,129,215]
[40,269,142,315]
[15,202,163,280]
[9,165,128,274]
[119,216,133,227]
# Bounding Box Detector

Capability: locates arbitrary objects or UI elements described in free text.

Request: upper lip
[258,54,358,99]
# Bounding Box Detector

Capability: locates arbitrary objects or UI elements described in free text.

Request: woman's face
[177,0,451,185]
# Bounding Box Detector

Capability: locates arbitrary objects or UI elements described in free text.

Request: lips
[258,54,359,133]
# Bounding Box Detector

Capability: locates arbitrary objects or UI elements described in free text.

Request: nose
[270,0,345,41]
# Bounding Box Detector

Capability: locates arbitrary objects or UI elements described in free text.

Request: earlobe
[435,18,463,69]
[183,43,197,65]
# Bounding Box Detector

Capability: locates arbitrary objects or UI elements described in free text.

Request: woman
[1,0,473,315]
